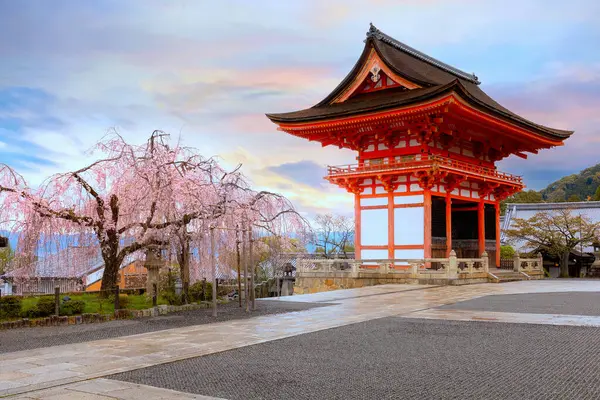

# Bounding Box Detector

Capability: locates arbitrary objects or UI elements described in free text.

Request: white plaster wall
[394,206,424,245]
[361,197,388,207]
[363,179,373,185]
[394,194,423,204]
[361,209,388,246]
[410,183,421,192]
[375,186,387,194]
[361,249,389,260]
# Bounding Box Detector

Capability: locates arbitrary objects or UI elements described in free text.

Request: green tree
[505,209,600,278]
[594,186,600,201]
[567,194,582,202]
[500,190,543,215]
[500,245,515,259]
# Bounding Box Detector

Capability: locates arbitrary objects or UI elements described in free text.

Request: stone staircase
[488,269,529,283]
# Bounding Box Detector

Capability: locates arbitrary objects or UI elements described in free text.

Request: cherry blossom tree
[0,131,248,291]
[0,130,309,298]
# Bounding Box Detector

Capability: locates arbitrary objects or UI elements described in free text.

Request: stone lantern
[145,248,164,297]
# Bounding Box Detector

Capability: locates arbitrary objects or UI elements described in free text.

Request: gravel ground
[0,300,328,354]
[438,291,600,316]
[111,317,600,400]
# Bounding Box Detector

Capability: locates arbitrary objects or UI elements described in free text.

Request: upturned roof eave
[266,80,573,140]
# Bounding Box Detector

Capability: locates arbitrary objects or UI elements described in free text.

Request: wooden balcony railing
[327,155,522,184]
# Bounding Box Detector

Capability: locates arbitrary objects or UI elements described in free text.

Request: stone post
[145,249,162,298]
[152,283,157,307]
[54,286,60,316]
[380,261,390,275]
[447,250,458,279]
[537,252,544,272]
[513,252,521,273]
[351,261,359,278]
[411,262,419,279]
[481,251,489,273]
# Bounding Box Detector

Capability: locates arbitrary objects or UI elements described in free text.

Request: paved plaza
[3,281,600,399]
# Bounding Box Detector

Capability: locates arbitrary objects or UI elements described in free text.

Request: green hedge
[0,295,22,319]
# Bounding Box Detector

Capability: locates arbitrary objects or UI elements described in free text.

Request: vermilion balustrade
[327,155,522,184]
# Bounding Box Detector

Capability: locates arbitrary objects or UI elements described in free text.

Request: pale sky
[1,0,599,219]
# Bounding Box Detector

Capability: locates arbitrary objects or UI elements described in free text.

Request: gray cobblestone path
[0,300,327,354]
[111,317,600,400]
[438,291,600,316]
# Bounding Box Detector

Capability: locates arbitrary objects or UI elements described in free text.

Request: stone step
[488,270,528,283]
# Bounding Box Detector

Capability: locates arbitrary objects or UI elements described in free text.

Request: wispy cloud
[0,0,598,210]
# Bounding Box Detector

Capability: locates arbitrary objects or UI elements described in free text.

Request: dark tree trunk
[100,234,121,294]
[100,257,120,294]
[560,252,570,278]
[177,234,190,304]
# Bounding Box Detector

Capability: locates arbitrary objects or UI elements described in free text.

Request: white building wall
[360,209,388,247]
[394,206,424,245]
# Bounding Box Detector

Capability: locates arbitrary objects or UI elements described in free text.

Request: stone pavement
[2,280,600,399]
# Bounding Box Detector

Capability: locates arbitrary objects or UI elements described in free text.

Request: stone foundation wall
[294,275,412,294]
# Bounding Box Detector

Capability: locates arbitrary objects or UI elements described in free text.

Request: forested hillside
[540,163,600,202]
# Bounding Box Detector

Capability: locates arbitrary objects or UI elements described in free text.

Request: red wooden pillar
[495,201,501,267]
[424,189,432,258]
[355,193,361,259]
[388,191,394,259]
[446,194,452,257]
[478,200,485,256]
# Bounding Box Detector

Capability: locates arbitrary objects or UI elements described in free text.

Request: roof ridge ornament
[365,23,481,85]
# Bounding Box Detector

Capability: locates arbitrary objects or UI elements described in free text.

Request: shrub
[60,299,85,316]
[0,295,22,319]
[161,290,183,306]
[36,296,56,317]
[189,281,212,302]
[108,293,129,309]
[500,245,516,259]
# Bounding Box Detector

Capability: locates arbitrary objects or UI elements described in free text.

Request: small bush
[108,293,129,309]
[189,281,212,302]
[0,295,22,319]
[36,296,56,317]
[500,245,516,259]
[161,291,183,306]
[118,294,129,309]
[60,299,85,316]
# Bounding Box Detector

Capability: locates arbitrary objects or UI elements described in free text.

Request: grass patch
[2,292,170,322]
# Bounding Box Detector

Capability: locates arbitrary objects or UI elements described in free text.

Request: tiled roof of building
[266,24,573,140]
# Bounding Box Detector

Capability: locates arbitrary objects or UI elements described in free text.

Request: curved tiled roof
[266,24,573,141]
